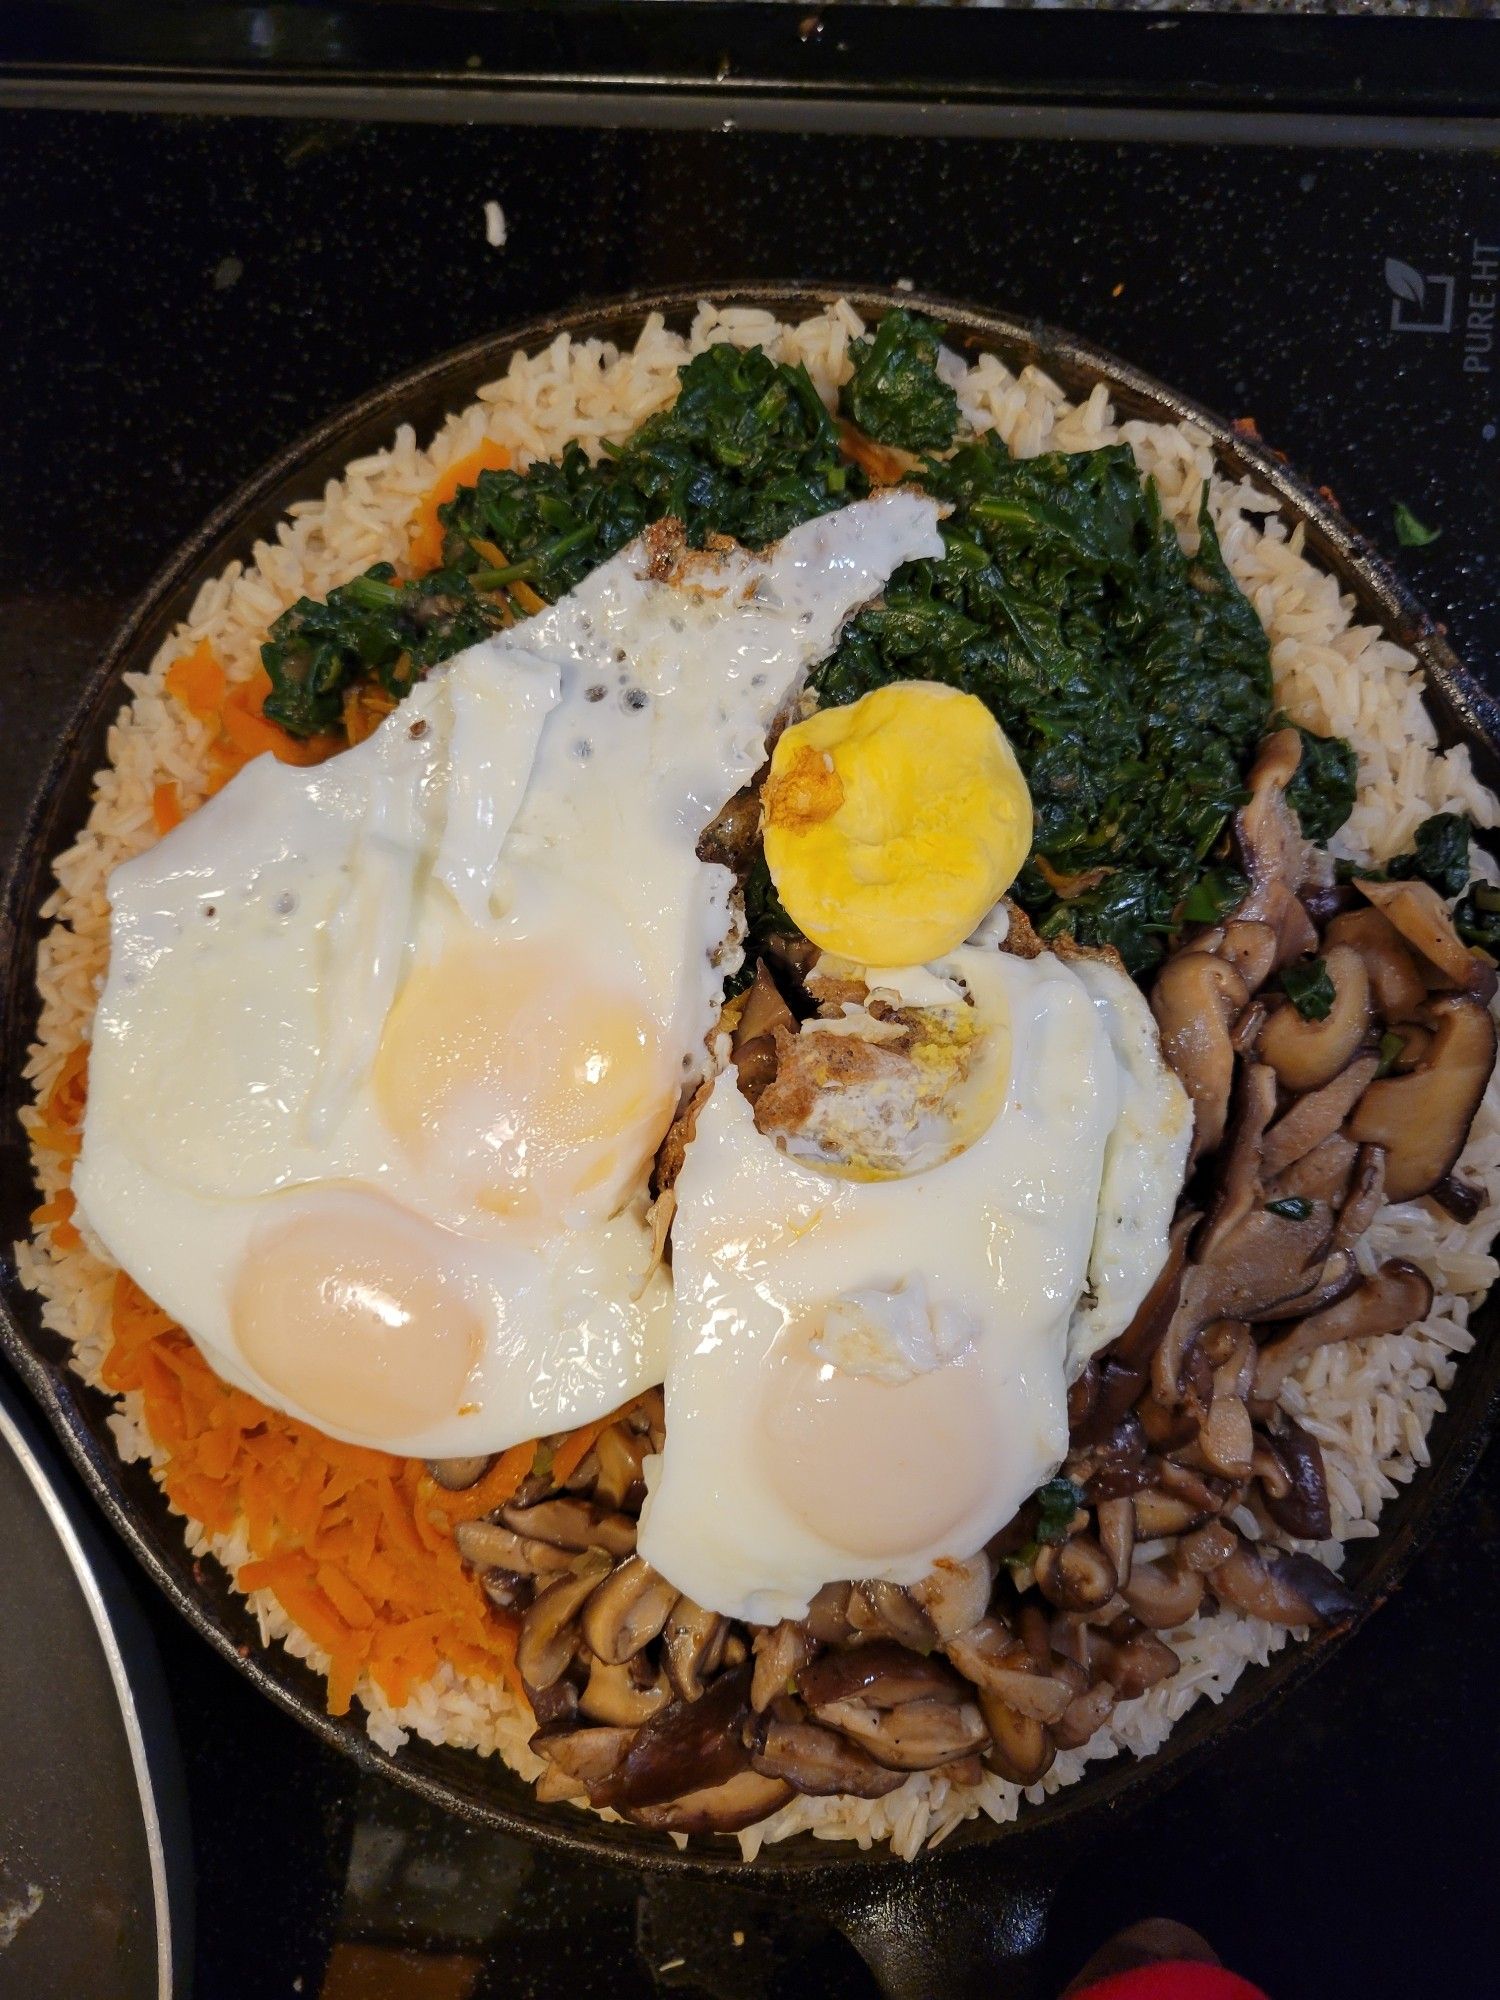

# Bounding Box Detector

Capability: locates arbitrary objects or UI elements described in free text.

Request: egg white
[74,490,946,1457]
[637,943,1191,1623]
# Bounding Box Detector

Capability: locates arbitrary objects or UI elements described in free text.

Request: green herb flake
[838,308,959,453]
[1280,957,1336,1020]
[1281,718,1358,843]
[1265,1195,1312,1221]
[1394,502,1442,548]
[1388,811,1472,899]
[1181,867,1249,927]
[1034,1476,1083,1546]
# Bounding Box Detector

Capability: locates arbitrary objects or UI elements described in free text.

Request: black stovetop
[2,104,1498,2000]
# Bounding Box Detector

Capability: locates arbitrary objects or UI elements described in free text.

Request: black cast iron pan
[2,285,1497,1995]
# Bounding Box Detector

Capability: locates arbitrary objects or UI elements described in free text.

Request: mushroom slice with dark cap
[454,1519,576,1580]
[1264,1133,1358,1210]
[1035,1534,1118,1614]
[1330,1144,1388,1256]
[816,1695,989,1771]
[1249,1248,1359,1323]
[1260,1051,1381,1180]
[909,1553,993,1641]
[1095,1496,1137,1591]
[580,1554,681,1665]
[1151,951,1249,1165]
[662,1597,727,1703]
[798,1639,964,1711]
[628,1770,795,1835]
[1256,1412,1333,1541]
[1094,1630,1179,1700]
[425,1453,491,1491]
[1053,1680,1119,1751]
[501,1496,638,1557]
[731,961,797,1105]
[1215,918,1280,996]
[750,1716,907,1798]
[849,1581,938,1652]
[516,1554,613,1691]
[579,1656,674,1728]
[1260,945,1373,1093]
[1325,906,1429,1021]
[943,1618,1076,1721]
[978,1695,1056,1787]
[530,1723,638,1797]
[750,1619,818,1713]
[1355,877,1498,1003]
[1122,1557,1205,1630]
[1235,728,1307,923]
[1252,1260,1435,1405]
[1346,995,1497,1201]
[608,1664,754,1810]
[1209,1540,1358,1626]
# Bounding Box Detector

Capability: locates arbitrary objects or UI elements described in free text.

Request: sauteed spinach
[257,312,1326,978]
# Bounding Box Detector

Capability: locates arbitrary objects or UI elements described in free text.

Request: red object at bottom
[1073,1963,1270,2000]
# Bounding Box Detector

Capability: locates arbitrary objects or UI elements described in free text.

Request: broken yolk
[762,681,1032,966]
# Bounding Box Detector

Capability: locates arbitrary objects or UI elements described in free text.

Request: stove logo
[1385,258,1456,335]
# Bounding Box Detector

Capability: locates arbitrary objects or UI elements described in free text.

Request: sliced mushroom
[634,1771,796,1834]
[1072,1412,1150,1501]
[804,1581,857,1646]
[798,1639,963,1712]
[732,961,796,1103]
[530,1722,637,1793]
[1035,1534,1118,1614]
[1355,877,1498,1001]
[1256,1414,1332,1541]
[592,1423,650,1511]
[1195,1062,1280,1269]
[1198,1362,1254,1481]
[1325,906,1429,1022]
[909,1553,993,1641]
[943,1619,1075,1721]
[1209,1541,1358,1627]
[816,1695,989,1771]
[1346,995,1497,1201]
[480,1570,532,1616]
[1151,951,1250,1163]
[1271,897,1320,972]
[1194,1200,1335,1326]
[1053,1680,1119,1751]
[1175,1520,1239,1573]
[501,1497,638,1558]
[610,1664,752,1810]
[528,1676,580,1730]
[454,1519,576,1579]
[1264,1133,1358,1210]
[1330,1145,1387,1255]
[850,1581,937,1652]
[580,1656,673,1727]
[1432,1172,1486,1223]
[628,1769,795,1835]
[750,1620,817,1713]
[1122,1557,1204,1630]
[1260,1051,1380,1179]
[1252,1260,1435,1404]
[1130,1488,1210,1538]
[1249,1247,1359,1323]
[1095,1497,1136,1592]
[516,1556,613,1691]
[579,1555,680,1666]
[695,781,762,870]
[750,1717,906,1798]
[425,1453,491,1492]
[662,1598,726,1704]
[1216,918,1280,995]
[534,1763,588,1805]
[1236,728,1307,923]
[978,1695,1056,1787]
[1095,1630,1179,1699]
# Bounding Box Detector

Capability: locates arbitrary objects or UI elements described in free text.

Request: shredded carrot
[418,1439,537,1526]
[163,642,341,791]
[101,1271,525,1718]
[407,439,511,572]
[30,1187,82,1252]
[548,1411,614,1490]
[152,781,183,834]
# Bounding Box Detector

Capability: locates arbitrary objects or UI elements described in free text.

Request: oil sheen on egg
[74,490,945,1457]
[637,943,1191,1625]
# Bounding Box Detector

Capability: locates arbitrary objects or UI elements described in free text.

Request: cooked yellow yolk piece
[761,681,1032,966]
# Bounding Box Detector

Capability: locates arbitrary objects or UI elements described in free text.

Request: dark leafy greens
[838,308,959,454]
[1388,811,1473,899]
[810,438,1273,972]
[263,343,866,736]
[1282,720,1358,843]
[1280,957,1336,1021]
[1456,881,1500,954]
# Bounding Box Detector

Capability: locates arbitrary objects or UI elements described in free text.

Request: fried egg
[74,490,945,1456]
[637,943,1191,1624]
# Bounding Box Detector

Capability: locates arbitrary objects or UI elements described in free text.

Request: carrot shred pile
[164,639,341,785]
[407,439,511,572]
[101,1272,528,1717]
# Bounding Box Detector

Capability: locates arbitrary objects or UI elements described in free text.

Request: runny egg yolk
[762,681,1032,967]
[373,940,676,1223]
[233,1197,484,1438]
